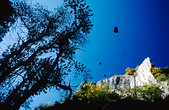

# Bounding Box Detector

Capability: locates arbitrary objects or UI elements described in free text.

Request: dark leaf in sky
[104,74,106,77]
[114,26,118,33]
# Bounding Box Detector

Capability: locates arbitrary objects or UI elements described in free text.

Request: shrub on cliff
[72,82,120,104]
[156,74,169,82]
[151,66,169,82]
[151,66,163,78]
[125,66,139,76]
[133,84,163,102]
[37,83,165,110]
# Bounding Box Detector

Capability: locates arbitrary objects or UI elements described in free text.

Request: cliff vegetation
[37,82,169,110]
[37,60,169,110]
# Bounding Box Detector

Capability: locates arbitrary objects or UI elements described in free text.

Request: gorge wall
[96,57,157,90]
[77,57,169,98]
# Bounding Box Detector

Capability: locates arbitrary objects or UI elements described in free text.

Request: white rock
[96,75,135,90]
[135,57,157,86]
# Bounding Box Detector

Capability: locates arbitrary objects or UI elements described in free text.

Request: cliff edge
[77,57,169,98]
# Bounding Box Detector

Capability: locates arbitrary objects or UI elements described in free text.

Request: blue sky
[78,0,169,80]
[15,0,169,109]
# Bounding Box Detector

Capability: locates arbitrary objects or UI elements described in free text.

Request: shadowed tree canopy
[0,0,93,109]
[0,0,16,40]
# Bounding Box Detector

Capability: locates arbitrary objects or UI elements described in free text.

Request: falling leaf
[114,26,118,33]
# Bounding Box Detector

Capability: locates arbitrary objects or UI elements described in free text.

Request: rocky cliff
[96,57,157,89]
[77,57,169,98]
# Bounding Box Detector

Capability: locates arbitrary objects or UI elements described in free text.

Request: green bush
[73,82,120,104]
[38,84,164,110]
[125,66,139,76]
[151,66,169,82]
[74,83,163,103]
[151,66,162,78]
[156,74,169,82]
[135,84,163,102]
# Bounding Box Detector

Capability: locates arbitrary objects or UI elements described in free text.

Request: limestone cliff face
[77,57,169,98]
[96,57,156,90]
[135,57,157,86]
[96,75,135,90]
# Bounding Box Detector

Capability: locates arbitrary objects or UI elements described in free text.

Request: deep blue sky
[19,0,169,109]
[77,0,169,81]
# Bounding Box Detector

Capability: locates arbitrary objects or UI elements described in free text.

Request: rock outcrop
[96,75,135,90]
[77,57,169,98]
[97,57,157,90]
[135,57,157,86]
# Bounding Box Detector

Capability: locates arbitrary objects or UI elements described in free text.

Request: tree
[0,0,93,109]
[0,0,16,40]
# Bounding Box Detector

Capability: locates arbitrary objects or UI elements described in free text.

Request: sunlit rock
[135,57,157,86]
[96,57,157,90]
[96,75,135,90]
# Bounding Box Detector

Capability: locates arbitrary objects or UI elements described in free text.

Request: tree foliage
[0,0,93,109]
[72,82,120,109]
[151,66,169,82]
[0,0,16,40]
[125,66,139,76]
[151,66,163,78]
